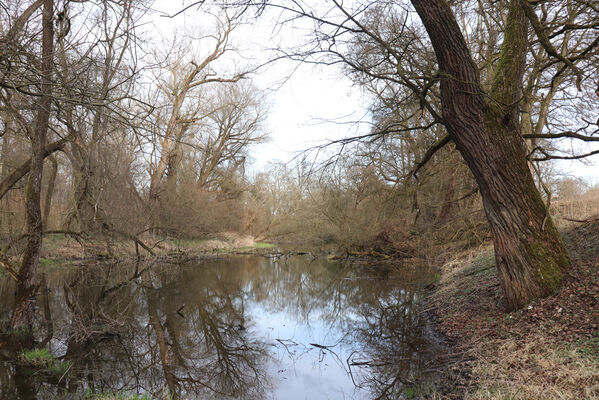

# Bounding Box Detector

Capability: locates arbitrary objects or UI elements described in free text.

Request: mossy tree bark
[11,0,54,330]
[411,0,570,309]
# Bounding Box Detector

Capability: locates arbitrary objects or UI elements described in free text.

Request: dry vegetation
[37,232,268,262]
[553,184,599,227]
[429,215,599,399]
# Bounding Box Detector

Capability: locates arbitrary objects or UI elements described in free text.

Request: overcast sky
[147,1,370,169]
[147,0,599,184]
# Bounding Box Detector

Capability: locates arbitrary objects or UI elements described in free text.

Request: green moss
[40,257,76,270]
[40,257,57,267]
[238,242,276,251]
[401,383,441,400]
[404,386,417,399]
[527,241,564,290]
[489,0,528,100]
[20,347,72,376]
[21,348,53,365]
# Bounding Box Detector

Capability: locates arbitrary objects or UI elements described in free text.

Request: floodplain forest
[0,0,598,399]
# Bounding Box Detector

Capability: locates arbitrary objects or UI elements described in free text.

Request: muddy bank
[3,221,596,399]
[35,232,418,267]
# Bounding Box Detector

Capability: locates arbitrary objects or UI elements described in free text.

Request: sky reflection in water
[0,255,444,400]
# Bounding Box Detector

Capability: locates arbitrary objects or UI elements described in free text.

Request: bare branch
[0,135,71,200]
[410,134,451,178]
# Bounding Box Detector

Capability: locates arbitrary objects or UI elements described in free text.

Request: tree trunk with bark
[42,155,58,227]
[411,0,570,309]
[11,0,54,330]
[147,93,186,233]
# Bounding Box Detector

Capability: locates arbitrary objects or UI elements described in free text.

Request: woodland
[0,0,598,399]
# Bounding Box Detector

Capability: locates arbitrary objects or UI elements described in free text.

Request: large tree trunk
[411,0,570,309]
[11,0,54,330]
[147,94,187,236]
[148,97,184,209]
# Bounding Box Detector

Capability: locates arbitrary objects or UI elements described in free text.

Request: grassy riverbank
[429,219,599,399]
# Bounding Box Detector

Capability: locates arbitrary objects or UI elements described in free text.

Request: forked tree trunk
[411,0,570,309]
[147,108,183,234]
[11,0,54,330]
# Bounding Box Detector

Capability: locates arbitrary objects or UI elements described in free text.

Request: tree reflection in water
[346,288,443,399]
[0,256,444,400]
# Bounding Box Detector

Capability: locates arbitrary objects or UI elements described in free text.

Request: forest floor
[429,219,599,399]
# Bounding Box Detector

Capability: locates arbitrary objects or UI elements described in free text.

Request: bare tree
[0,0,148,328]
[10,0,54,330]
[193,82,267,189]
[146,18,247,212]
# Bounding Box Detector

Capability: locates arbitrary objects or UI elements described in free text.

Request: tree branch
[532,148,599,161]
[411,134,451,178]
[523,132,599,142]
[520,0,584,90]
[0,254,19,282]
[0,135,70,200]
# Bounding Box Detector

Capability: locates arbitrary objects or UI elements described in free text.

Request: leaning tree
[410,0,571,310]
[217,0,599,309]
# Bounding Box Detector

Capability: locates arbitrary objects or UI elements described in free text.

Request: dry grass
[38,232,264,261]
[552,189,599,228]
[430,219,599,399]
[466,336,598,400]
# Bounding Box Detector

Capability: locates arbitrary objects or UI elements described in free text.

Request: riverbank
[35,232,277,264]
[34,232,397,268]
[429,219,599,399]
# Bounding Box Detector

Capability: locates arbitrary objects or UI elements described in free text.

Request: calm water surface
[0,255,445,399]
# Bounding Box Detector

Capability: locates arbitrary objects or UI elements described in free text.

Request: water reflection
[0,256,444,399]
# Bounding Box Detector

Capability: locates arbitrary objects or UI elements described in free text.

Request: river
[0,254,445,399]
